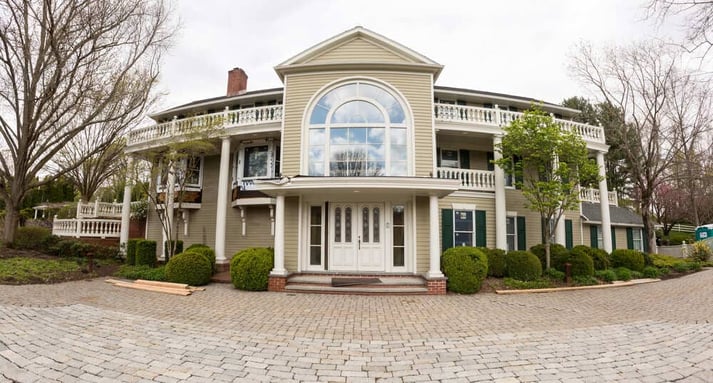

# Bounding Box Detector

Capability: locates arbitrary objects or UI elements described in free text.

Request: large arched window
[307,81,409,176]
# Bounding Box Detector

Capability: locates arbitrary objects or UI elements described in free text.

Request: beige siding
[225,205,273,258]
[304,37,412,64]
[415,196,430,273]
[505,190,542,249]
[469,151,489,171]
[582,224,629,250]
[284,197,300,271]
[282,71,434,177]
[440,195,496,248]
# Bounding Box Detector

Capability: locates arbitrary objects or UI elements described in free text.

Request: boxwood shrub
[506,251,542,281]
[610,249,645,272]
[441,247,488,294]
[135,240,157,267]
[165,251,212,286]
[164,240,183,260]
[126,239,139,265]
[13,227,53,250]
[230,247,274,291]
[478,247,507,277]
[185,246,216,274]
[186,243,209,252]
[566,247,595,277]
[530,243,569,270]
[595,269,617,282]
[589,247,611,270]
[614,267,632,281]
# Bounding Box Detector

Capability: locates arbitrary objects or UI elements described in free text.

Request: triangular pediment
[275,26,443,80]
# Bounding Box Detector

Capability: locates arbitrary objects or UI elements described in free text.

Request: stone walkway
[1,270,712,382]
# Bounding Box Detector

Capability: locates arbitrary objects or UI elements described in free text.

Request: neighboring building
[121,27,642,294]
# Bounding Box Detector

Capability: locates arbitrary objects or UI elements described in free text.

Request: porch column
[215,137,231,264]
[428,195,445,278]
[553,154,566,246]
[119,156,134,252]
[271,194,287,276]
[493,135,507,250]
[596,151,612,252]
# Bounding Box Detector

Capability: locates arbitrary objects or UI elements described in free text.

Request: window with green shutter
[590,225,598,248]
[459,149,470,169]
[475,210,486,247]
[626,227,634,249]
[611,227,616,249]
[565,219,573,250]
[517,216,526,250]
[441,209,453,251]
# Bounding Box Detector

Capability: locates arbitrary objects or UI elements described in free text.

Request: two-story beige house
[121,27,643,294]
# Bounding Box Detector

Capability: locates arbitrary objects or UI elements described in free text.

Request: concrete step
[285,274,429,295]
[285,284,429,295]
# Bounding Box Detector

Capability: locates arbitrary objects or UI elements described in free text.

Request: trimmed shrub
[544,268,565,281]
[566,247,595,277]
[165,251,212,286]
[610,249,645,272]
[115,265,167,281]
[13,227,53,250]
[230,247,274,291]
[689,241,713,263]
[441,247,488,294]
[135,240,157,267]
[614,267,632,281]
[506,251,542,281]
[642,266,661,278]
[164,240,183,260]
[630,270,643,279]
[573,275,598,286]
[530,243,569,270]
[185,246,216,274]
[589,248,611,270]
[126,239,139,265]
[478,247,507,277]
[186,243,209,251]
[595,269,617,282]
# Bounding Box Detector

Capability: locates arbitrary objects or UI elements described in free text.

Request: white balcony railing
[434,104,605,145]
[77,200,123,219]
[436,168,495,191]
[579,187,618,206]
[52,218,122,238]
[127,105,283,149]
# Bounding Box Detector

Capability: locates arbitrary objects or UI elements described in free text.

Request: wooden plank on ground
[111,281,192,296]
[134,279,190,290]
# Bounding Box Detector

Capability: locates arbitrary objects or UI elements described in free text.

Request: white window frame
[156,156,203,192]
[453,209,475,247]
[307,204,324,270]
[506,215,517,252]
[233,139,279,187]
[439,148,460,169]
[632,228,644,251]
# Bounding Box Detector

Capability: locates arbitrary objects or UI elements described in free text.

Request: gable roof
[581,202,644,226]
[274,26,443,81]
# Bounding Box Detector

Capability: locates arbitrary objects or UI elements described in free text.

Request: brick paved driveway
[1,270,713,382]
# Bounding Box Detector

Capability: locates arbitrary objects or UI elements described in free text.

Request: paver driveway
[1,270,713,383]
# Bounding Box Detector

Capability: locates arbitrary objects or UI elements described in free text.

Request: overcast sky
[153,0,683,114]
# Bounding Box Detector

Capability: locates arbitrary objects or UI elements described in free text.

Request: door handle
[358,236,361,250]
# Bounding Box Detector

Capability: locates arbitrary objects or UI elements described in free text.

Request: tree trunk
[2,199,20,245]
[641,209,657,254]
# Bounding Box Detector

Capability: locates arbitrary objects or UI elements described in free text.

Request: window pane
[392,205,404,225]
[506,217,515,235]
[310,226,321,244]
[391,128,407,145]
[345,207,352,242]
[368,144,385,161]
[309,147,324,163]
[309,162,323,176]
[348,128,367,143]
[391,161,407,176]
[373,207,380,243]
[310,246,321,265]
[310,128,326,145]
[310,105,329,124]
[330,128,348,144]
[360,83,405,124]
[454,232,473,247]
[507,236,515,252]
[367,128,384,143]
[393,227,404,246]
[454,211,473,232]
[310,206,321,225]
[334,208,341,243]
[362,207,369,243]
[331,101,384,123]
[391,145,407,162]
[393,247,405,267]
[244,146,268,178]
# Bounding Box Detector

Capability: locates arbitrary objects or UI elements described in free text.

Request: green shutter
[590,225,598,248]
[611,227,616,250]
[517,216,526,250]
[459,149,470,169]
[565,219,573,250]
[643,230,649,253]
[626,227,634,249]
[486,152,495,171]
[475,210,486,247]
[441,209,453,251]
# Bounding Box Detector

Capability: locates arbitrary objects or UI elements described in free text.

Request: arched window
[307,81,409,176]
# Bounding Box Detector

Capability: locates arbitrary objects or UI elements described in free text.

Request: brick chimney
[226,68,248,96]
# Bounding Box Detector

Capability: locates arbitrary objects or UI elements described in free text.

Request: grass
[0,257,81,284]
[115,265,167,281]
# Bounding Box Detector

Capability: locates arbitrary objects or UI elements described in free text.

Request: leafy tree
[495,106,599,269]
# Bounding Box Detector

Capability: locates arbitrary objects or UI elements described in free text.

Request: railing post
[493,104,500,126]
[76,199,83,219]
[94,200,99,218]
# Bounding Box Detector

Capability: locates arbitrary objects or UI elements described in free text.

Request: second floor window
[235,139,280,182]
[307,81,410,177]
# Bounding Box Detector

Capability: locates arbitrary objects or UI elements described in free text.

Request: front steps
[284,274,429,295]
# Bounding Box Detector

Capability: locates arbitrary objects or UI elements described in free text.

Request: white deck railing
[127,105,283,149]
[434,104,605,145]
[436,168,495,191]
[579,187,618,206]
[76,200,123,218]
[52,218,122,238]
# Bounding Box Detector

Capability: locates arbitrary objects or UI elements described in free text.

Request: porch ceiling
[253,176,460,199]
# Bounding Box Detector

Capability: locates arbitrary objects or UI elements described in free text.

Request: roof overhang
[252,176,461,198]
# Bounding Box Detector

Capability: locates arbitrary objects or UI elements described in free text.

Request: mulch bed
[0,249,121,285]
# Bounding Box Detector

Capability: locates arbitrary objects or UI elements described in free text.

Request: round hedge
[186,243,209,251]
[566,247,594,277]
[165,251,212,286]
[506,251,542,281]
[185,246,216,274]
[610,249,645,272]
[586,247,610,270]
[135,240,157,267]
[441,247,488,294]
[230,247,274,291]
[530,243,569,270]
[614,267,632,281]
[478,247,507,277]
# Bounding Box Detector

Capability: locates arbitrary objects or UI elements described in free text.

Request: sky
[152,0,685,114]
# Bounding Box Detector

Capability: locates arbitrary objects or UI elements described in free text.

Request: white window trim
[632,228,644,251]
[439,148,460,169]
[156,156,203,192]
[453,209,476,247]
[233,139,279,188]
[506,215,517,252]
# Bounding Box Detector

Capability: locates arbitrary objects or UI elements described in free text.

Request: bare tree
[570,41,683,252]
[0,0,175,244]
[646,0,713,59]
[52,132,126,202]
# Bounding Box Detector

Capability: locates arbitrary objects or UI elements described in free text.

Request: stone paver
[1,270,713,382]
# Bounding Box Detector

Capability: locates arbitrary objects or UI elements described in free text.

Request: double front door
[329,203,384,271]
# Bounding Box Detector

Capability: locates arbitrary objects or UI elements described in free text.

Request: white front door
[329,203,385,271]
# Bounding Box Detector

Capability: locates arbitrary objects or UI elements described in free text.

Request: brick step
[284,284,429,295]
[285,274,429,295]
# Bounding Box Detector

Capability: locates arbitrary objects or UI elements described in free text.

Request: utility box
[695,224,713,242]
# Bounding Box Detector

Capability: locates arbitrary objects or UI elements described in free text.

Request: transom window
[308,81,409,177]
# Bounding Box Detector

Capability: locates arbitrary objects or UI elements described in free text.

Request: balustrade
[579,187,618,206]
[436,168,495,191]
[52,217,122,238]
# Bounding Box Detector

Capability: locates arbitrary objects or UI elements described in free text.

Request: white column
[119,157,134,251]
[555,216,566,246]
[596,151,612,252]
[271,194,288,276]
[215,137,231,263]
[493,135,507,250]
[428,195,445,279]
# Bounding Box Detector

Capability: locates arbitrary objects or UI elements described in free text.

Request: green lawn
[0,257,81,284]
